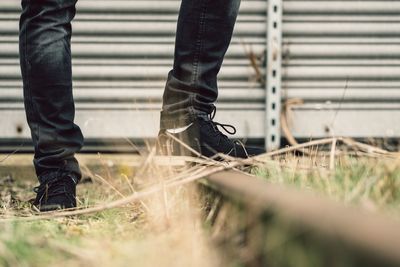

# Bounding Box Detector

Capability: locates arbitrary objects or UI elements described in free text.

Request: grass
[0,157,223,267]
[253,153,400,215]
[215,150,400,267]
[1,144,400,267]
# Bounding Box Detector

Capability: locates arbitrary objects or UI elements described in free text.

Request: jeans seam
[23,0,41,148]
[191,0,207,86]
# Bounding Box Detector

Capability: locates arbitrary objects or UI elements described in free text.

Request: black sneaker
[158,108,265,158]
[33,174,78,212]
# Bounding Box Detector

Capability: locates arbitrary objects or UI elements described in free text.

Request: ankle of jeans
[160,113,194,130]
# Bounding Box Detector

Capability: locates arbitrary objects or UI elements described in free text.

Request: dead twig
[241,40,265,86]
[329,78,349,135]
[0,143,24,164]
[281,98,304,147]
[258,138,339,158]
[342,138,390,155]
[94,174,126,199]
[329,138,337,171]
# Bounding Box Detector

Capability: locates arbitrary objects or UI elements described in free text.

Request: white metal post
[266,0,283,151]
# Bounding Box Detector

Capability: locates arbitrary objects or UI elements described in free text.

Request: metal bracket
[265,0,283,151]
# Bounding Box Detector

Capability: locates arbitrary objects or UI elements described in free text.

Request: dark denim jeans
[19,0,240,182]
[160,0,241,129]
[19,0,83,183]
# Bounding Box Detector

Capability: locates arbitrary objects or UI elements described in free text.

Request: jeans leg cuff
[159,107,212,129]
[160,113,194,129]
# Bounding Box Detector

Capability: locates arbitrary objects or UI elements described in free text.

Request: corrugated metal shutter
[282,1,400,139]
[0,0,399,151]
[0,0,268,149]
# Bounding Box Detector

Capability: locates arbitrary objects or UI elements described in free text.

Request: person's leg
[19,0,83,210]
[159,0,264,157]
[160,0,241,129]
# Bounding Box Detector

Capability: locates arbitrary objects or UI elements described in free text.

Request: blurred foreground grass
[248,154,400,267]
[1,151,400,267]
[0,156,222,267]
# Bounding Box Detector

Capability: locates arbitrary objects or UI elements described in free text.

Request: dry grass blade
[0,159,246,222]
[241,40,264,85]
[133,146,157,181]
[2,137,395,222]
[329,78,349,135]
[329,138,337,171]
[342,138,389,155]
[259,138,338,158]
[0,143,24,164]
[281,98,304,147]
[121,173,135,193]
[97,152,114,181]
[124,137,143,156]
[164,132,220,164]
[164,132,247,174]
[94,174,126,199]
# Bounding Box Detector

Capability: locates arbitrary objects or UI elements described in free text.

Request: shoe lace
[208,106,237,136]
